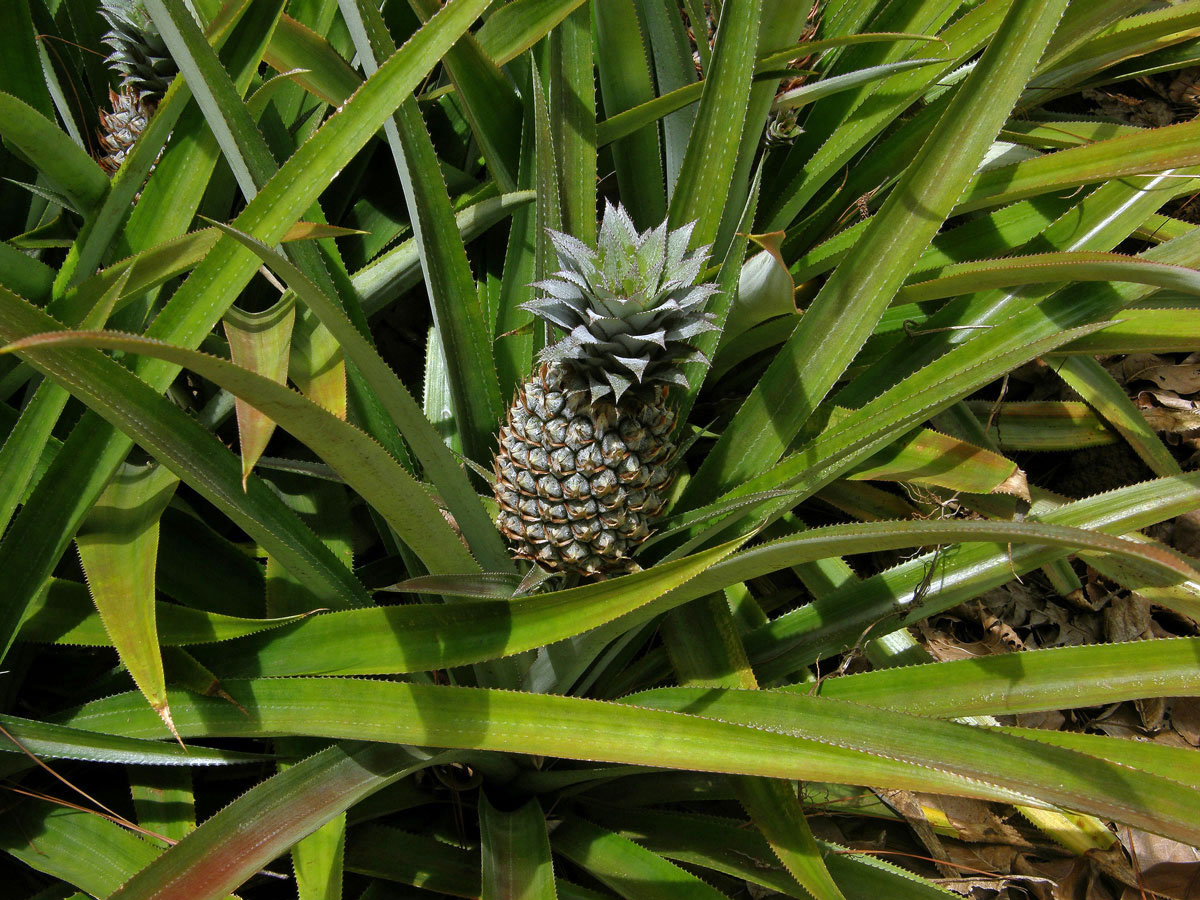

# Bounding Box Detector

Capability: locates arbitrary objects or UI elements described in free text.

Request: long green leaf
[807,637,1200,716]
[585,807,959,900]
[107,743,449,900]
[476,0,587,63]
[0,92,108,216]
[208,220,511,570]
[750,473,1200,677]
[194,517,1195,677]
[18,578,311,646]
[0,288,372,609]
[1054,354,1181,476]
[594,0,666,228]
[553,817,730,900]
[404,0,522,191]
[201,540,738,676]
[480,796,557,900]
[957,119,1200,214]
[0,803,163,898]
[57,679,1200,843]
[896,250,1200,302]
[683,0,1072,509]
[75,462,180,736]
[0,0,494,661]
[222,296,296,484]
[3,328,477,574]
[0,714,265,768]
[667,0,761,247]
[341,0,506,463]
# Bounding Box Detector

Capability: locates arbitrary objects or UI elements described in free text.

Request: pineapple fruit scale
[494,203,720,576]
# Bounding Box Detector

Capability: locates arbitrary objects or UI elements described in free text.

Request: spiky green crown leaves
[522,203,721,404]
[100,0,177,102]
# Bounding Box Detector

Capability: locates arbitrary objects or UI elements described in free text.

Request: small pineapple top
[100,0,177,102]
[522,203,720,404]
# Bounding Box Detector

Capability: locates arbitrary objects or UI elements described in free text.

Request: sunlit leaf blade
[553,816,730,900]
[595,34,948,148]
[292,811,345,900]
[661,555,842,899]
[583,807,960,900]
[996,726,1200,791]
[667,0,760,248]
[58,679,1200,843]
[1052,354,1181,476]
[195,516,1197,677]
[19,577,313,646]
[1060,306,1200,355]
[0,714,266,768]
[594,0,667,229]
[547,1,596,240]
[223,296,296,486]
[896,250,1200,302]
[963,401,1115,451]
[202,540,739,676]
[760,1,1006,233]
[476,0,587,64]
[75,462,180,739]
[264,13,361,105]
[844,423,1019,494]
[0,266,131,539]
[480,795,557,900]
[341,0,505,464]
[957,119,1200,214]
[106,743,450,900]
[355,190,536,317]
[771,59,943,112]
[798,638,1200,716]
[403,0,522,191]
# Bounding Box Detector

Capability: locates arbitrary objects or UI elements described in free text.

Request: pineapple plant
[95,0,177,174]
[4,1,1200,898]
[494,204,718,575]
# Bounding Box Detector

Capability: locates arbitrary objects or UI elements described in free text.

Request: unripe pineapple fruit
[96,0,179,175]
[97,86,152,175]
[494,204,720,576]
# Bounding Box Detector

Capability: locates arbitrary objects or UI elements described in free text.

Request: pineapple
[97,86,153,175]
[493,204,720,576]
[95,0,178,174]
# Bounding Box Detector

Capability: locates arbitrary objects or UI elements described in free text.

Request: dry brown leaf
[1137,363,1200,394]
[1107,353,1170,386]
[1170,696,1200,747]
[1119,828,1200,900]
[1102,595,1155,643]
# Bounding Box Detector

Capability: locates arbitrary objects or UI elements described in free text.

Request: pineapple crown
[522,203,721,404]
[100,0,178,103]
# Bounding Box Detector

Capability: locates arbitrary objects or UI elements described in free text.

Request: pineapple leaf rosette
[493,204,720,576]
